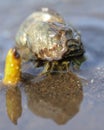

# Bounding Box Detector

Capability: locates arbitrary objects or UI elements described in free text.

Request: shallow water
[0,0,104,130]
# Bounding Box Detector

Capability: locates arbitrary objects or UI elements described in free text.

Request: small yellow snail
[3,48,21,86]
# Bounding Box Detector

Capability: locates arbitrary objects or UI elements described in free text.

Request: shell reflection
[4,71,83,125]
[24,72,83,124]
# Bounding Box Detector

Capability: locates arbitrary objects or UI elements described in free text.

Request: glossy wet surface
[0,0,104,130]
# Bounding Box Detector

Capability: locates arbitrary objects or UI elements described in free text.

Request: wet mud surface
[0,0,104,130]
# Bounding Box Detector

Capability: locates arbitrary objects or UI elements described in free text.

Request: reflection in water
[6,87,22,124]
[4,71,83,125]
[24,72,83,125]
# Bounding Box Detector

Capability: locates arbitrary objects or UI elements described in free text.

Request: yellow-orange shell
[3,48,21,86]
